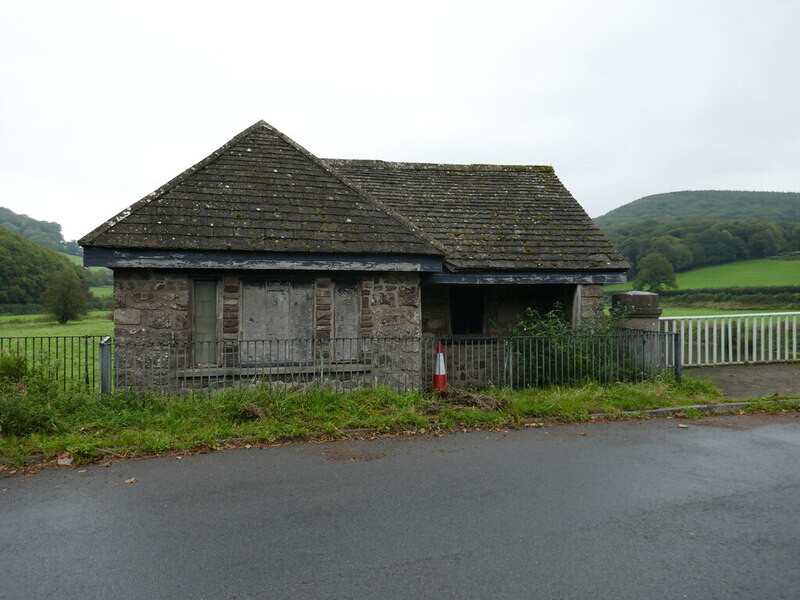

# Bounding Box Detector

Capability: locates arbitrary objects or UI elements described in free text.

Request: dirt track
[685,362,800,399]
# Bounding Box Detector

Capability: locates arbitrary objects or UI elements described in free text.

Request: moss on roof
[324,159,628,271]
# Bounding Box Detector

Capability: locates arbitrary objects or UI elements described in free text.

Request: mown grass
[90,286,113,298]
[608,258,800,292]
[660,307,783,317]
[0,361,730,466]
[0,311,113,337]
[676,260,800,289]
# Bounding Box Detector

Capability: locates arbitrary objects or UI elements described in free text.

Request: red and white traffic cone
[433,340,447,391]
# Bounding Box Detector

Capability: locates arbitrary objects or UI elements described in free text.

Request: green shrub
[512,304,646,386]
[0,351,28,383]
[0,353,95,437]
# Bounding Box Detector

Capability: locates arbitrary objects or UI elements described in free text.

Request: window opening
[193,280,218,364]
[450,287,484,335]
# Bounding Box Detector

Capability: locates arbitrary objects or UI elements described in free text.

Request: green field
[57,252,112,298]
[61,251,111,277]
[60,253,82,265]
[608,259,800,292]
[660,307,786,317]
[90,285,113,297]
[0,311,113,337]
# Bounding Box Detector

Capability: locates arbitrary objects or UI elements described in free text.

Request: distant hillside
[0,206,80,255]
[595,191,800,229]
[0,228,84,309]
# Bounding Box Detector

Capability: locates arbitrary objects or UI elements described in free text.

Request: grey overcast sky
[1,0,799,241]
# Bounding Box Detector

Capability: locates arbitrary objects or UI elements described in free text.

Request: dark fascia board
[425,270,628,285]
[83,247,444,272]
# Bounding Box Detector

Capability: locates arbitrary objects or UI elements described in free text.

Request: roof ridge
[261,127,447,255]
[80,121,273,245]
[305,163,450,255]
[324,158,555,173]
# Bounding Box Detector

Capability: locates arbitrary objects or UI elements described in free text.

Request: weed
[681,407,703,419]
[744,400,798,413]
[0,351,28,383]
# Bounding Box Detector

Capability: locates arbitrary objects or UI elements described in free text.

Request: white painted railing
[660,312,800,366]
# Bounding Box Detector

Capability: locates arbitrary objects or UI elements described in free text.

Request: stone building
[80,121,628,386]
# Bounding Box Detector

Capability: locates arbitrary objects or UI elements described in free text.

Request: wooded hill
[594,191,800,278]
[0,206,81,255]
[594,191,800,229]
[0,227,86,311]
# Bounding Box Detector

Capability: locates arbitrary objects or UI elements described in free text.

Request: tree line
[0,206,81,255]
[595,190,800,229]
[604,218,800,284]
[0,228,95,321]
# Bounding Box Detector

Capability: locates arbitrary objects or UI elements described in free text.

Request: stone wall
[113,269,190,344]
[113,272,605,344]
[112,269,422,343]
[359,273,422,389]
[110,270,610,391]
[363,273,421,337]
[574,284,605,324]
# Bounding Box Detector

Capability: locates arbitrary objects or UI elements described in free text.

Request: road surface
[3,413,799,599]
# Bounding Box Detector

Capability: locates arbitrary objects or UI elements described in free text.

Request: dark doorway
[450,287,484,335]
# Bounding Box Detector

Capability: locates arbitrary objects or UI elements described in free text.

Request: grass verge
[0,365,739,469]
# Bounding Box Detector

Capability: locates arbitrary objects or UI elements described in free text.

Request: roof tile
[80,122,441,257]
[324,160,628,271]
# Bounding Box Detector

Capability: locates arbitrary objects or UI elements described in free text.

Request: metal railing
[0,335,107,389]
[104,337,424,393]
[101,332,679,394]
[660,312,800,366]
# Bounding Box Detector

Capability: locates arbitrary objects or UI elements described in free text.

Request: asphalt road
[3,414,800,600]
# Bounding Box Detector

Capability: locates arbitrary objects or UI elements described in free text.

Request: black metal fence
[0,335,107,390]
[99,332,679,394]
[1,332,680,395]
[429,332,680,389]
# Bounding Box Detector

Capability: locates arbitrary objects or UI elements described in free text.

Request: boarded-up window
[193,280,218,364]
[241,280,313,364]
[333,281,359,361]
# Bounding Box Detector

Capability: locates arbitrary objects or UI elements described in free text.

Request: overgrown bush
[512,305,648,386]
[0,350,28,383]
[0,351,92,437]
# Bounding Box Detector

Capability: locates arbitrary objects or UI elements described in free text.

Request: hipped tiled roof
[81,121,628,273]
[324,160,628,271]
[80,122,441,256]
